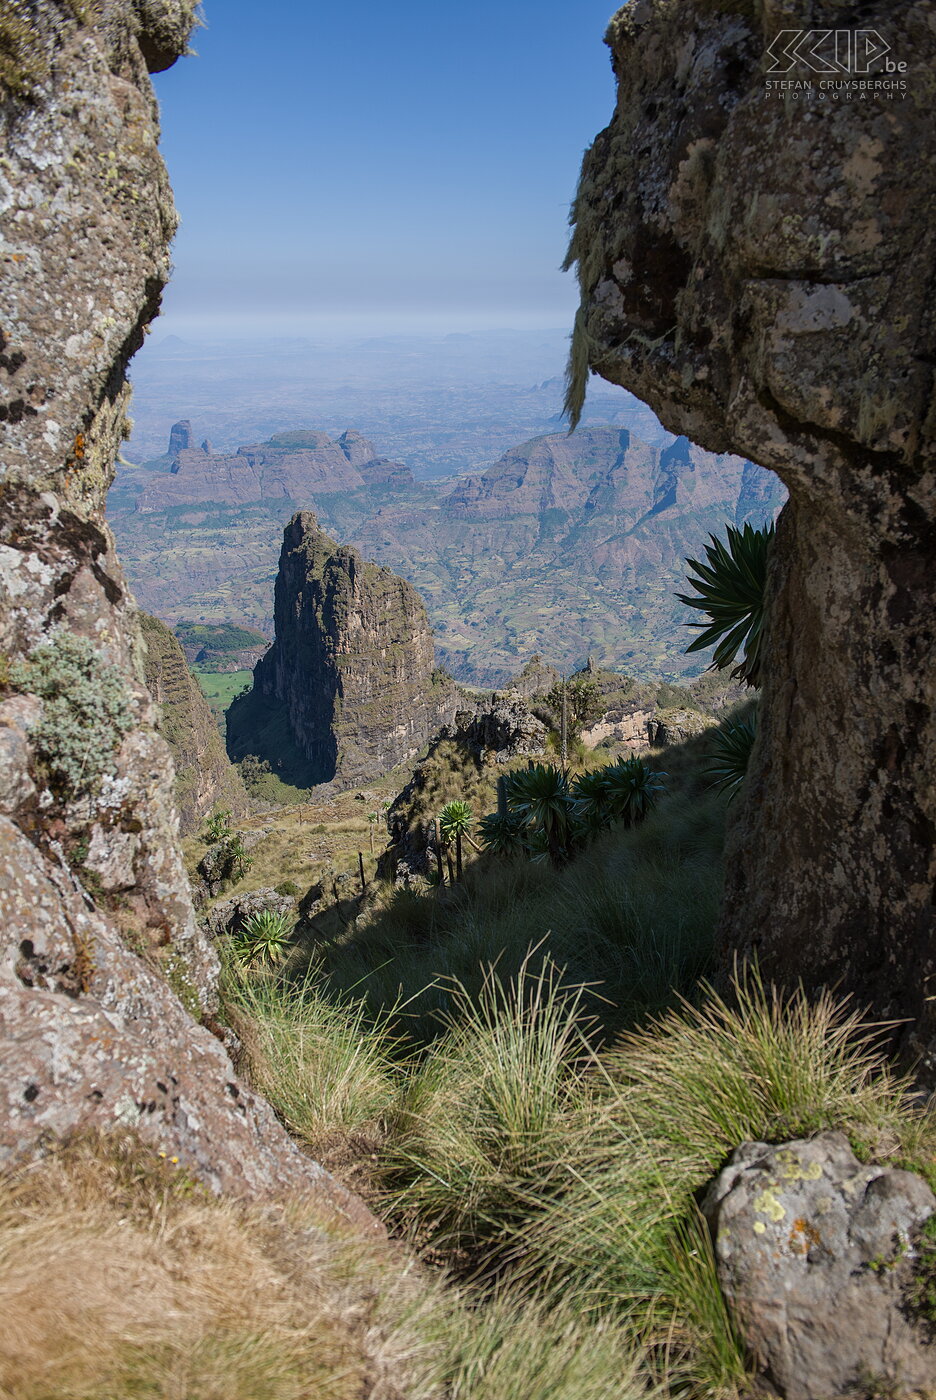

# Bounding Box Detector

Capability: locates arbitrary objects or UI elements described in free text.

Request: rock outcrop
[436,695,550,766]
[139,425,413,512]
[228,511,458,786]
[382,693,549,886]
[703,1133,936,1399]
[0,0,371,1218]
[202,886,296,944]
[565,3,936,1069]
[139,613,249,834]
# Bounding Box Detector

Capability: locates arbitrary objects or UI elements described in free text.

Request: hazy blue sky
[153,0,620,337]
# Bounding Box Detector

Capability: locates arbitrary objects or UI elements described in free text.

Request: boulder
[194,828,269,902]
[202,887,296,942]
[703,1132,936,1399]
[646,708,714,748]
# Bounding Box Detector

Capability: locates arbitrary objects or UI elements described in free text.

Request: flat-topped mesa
[230,512,457,785]
[140,426,414,511]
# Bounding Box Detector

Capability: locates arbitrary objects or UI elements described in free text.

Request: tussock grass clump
[434,1291,651,1400]
[388,957,597,1260]
[223,930,934,1397]
[516,976,932,1395]
[228,968,401,1168]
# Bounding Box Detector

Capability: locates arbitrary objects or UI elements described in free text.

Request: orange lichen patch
[72,432,86,460]
[788,1217,822,1257]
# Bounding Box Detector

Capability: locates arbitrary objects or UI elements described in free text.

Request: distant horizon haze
[151,0,621,342]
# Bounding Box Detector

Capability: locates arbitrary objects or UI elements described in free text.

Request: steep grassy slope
[140,612,250,833]
[217,726,936,1400]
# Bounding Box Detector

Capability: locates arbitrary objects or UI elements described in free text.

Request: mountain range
[109,422,786,685]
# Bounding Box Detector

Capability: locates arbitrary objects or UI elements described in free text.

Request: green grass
[176,621,267,651]
[296,776,725,1044]
[191,666,252,715]
[514,976,928,1393]
[219,713,936,1399]
[226,949,936,1399]
[386,956,597,1261]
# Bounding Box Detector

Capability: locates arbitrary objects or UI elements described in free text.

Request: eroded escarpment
[228,511,459,786]
[565,2,936,1068]
[139,612,250,835]
[0,0,372,1218]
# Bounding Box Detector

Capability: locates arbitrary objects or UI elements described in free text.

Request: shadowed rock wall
[565,2,936,1069]
[0,0,372,1219]
[139,612,250,834]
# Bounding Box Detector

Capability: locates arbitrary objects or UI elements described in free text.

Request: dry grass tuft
[0,1131,437,1400]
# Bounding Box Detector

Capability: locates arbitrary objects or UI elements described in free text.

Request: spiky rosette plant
[569,768,613,838]
[479,810,527,858]
[599,756,666,828]
[507,764,572,867]
[706,709,758,800]
[439,799,475,880]
[677,521,774,686]
[598,761,663,823]
[232,909,294,967]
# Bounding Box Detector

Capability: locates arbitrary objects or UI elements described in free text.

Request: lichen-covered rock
[645,708,714,748]
[565,1,936,1070]
[202,887,295,943]
[703,1132,936,1399]
[228,511,459,786]
[438,695,549,764]
[0,0,377,1215]
[139,612,249,834]
[0,814,370,1226]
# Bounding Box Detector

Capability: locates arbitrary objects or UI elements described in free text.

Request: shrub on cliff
[9,631,133,800]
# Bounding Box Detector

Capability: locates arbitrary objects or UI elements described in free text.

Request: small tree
[439,799,474,881]
[544,675,603,741]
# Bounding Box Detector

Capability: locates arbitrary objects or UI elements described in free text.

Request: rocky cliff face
[0,0,370,1218]
[228,511,458,786]
[139,425,413,511]
[565,2,936,1070]
[139,613,249,834]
